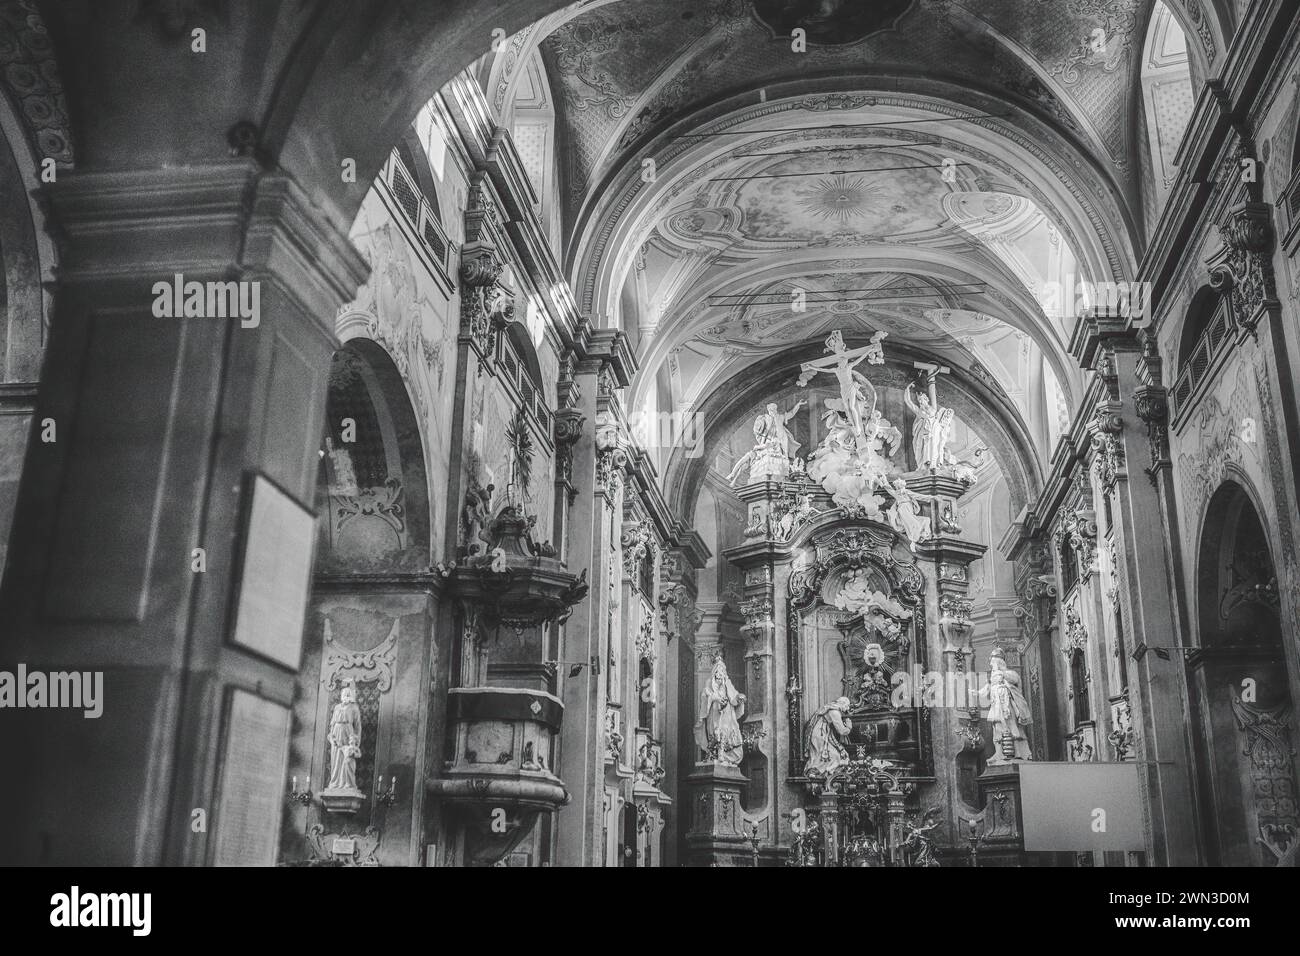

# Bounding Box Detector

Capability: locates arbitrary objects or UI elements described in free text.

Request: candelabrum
[288,776,312,806]
[749,822,761,868]
[965,818,984,867]
[374,775,398,809]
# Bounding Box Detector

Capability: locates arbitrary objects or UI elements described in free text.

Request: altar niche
[787,523,930,781]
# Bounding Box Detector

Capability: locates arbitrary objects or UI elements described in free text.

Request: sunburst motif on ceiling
[799,175,882,223]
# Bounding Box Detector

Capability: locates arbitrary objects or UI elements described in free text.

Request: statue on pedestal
[986,646,1033,763]
[804,696,853,779]
[696,653,746,766]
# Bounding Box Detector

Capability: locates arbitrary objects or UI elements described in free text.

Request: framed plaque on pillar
[211,688,292,866]
[229,472,317,669]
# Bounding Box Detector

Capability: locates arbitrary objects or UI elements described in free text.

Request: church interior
[0,0,1297,868]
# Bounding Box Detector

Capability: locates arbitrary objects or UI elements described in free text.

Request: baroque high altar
[690,331,1008,867]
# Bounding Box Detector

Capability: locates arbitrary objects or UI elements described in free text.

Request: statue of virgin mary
[696,652,746,766]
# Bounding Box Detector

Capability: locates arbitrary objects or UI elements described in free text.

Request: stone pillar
[914,475,988,846]
[660,543,705,866]
[975,763,1028,866]
[0,162,368,864]
[1075,309,1200,865]
[553,329,635,866]
[684,762,750,866]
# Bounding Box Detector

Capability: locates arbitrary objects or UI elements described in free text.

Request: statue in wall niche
[696,652,746,766]
[727,400,806,485]
[986,646,1033,763]
[324,436,359,497]
[857,643,892,710]
[326,682,364,794]
[804,696,853,779]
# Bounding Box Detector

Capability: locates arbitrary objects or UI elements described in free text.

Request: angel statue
[899,808,943,867]
[888,478,931,548]
[864,329,888,365]
[986,646,1033,763]
[463,481,495,557]
[865,409,902,462]
[696,652,746,766]
[804,696,853,779]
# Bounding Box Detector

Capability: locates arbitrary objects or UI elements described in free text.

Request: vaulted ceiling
[482,0,1217,471]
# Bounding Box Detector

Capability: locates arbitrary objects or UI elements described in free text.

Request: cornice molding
[45,160,369,330]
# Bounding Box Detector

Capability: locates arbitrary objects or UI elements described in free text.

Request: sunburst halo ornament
[800,174,880,223]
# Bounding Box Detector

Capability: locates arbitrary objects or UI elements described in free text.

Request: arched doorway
[1188,481,1298,866]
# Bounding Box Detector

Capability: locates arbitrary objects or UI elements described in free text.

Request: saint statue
[904,369,954,471]
[756,400,804,459]
[986,646,1033,763]
[326,683,363,794]
[804,696,853,778]
[727,400,806,485]
[696,652,746,766]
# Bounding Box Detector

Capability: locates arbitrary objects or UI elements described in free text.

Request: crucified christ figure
[797,330,879,455]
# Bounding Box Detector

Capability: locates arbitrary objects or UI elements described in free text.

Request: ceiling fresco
[542,0,1155,210]
[479,0,1203,480]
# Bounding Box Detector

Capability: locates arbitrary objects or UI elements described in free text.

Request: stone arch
[315,337,431,571]
[1186,478,1297,866]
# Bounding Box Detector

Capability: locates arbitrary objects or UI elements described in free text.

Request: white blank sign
[230,473,315,669]
[1019,761,1145,852]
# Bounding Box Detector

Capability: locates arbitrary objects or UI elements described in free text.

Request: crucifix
[912,361,951,405]
[797,330,881,454]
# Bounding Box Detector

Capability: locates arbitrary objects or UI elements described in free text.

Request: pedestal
[685,762,750,866]
[976,762,1028,866]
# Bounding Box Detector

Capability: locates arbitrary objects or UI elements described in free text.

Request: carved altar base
[684,762,751,866]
